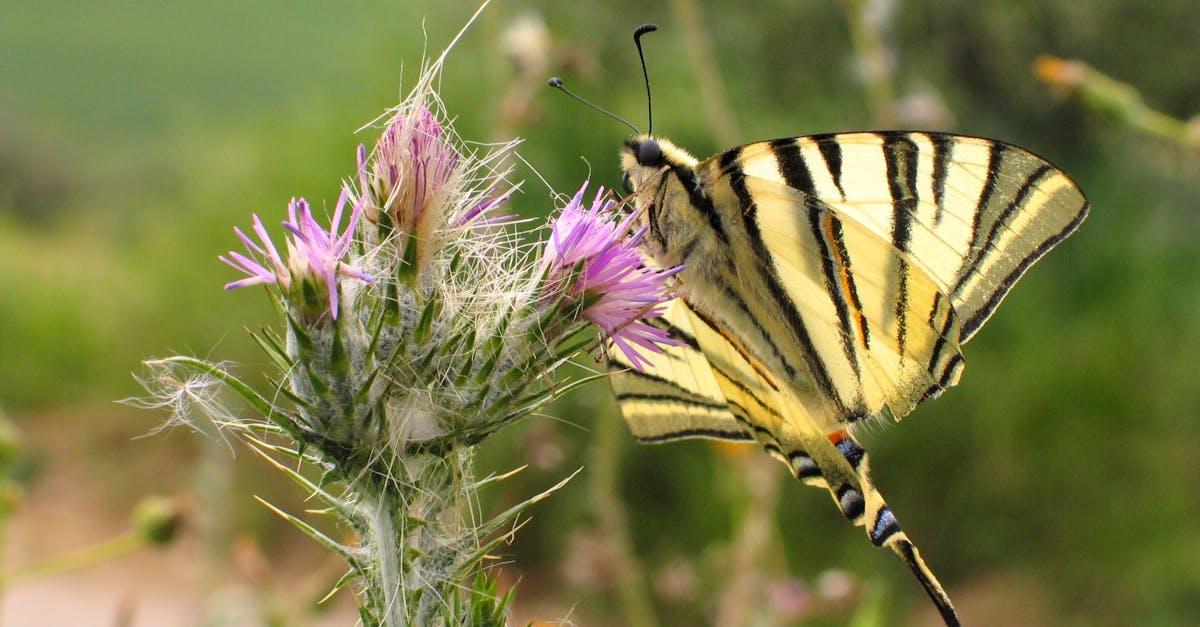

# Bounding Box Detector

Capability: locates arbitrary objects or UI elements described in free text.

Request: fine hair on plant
[131,7,681,625]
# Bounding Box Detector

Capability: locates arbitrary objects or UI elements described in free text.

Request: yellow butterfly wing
[703,132,1088,421]
[606,299,755,444]
[608,130,1086,627]
[606,295,961,625]
[726,132,1089,342]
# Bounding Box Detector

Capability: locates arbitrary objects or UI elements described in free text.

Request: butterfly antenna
[547,77,640,135]
[633,24,658,134]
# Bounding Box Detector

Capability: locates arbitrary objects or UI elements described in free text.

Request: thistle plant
[134,55,680,625]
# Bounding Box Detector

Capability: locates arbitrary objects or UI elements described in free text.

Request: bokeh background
[2,1,1199,625]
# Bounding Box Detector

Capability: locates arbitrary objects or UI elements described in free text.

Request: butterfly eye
[637,140,663,166]
[621,172,634,194]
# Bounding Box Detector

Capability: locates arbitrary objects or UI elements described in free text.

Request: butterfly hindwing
[608,297,959,624]
[606,299,754,444]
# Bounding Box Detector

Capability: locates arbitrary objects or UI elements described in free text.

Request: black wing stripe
[925,298,960,386]
[952,164,1054,297]
[710,363,785,421]
[828,212,872,350]
[930,134,953,226]
[636,429,754,443]
[771,138,817,196]
[926,291,943,329]
[956,141,1005,297]
[883,134,920,357]
[673,164,730,245]
[727,159,843,408]
[725,400,769,434]
[645,317,700,351]
[616,367,708,396]
[808,202,862,383]
[687,302,784,393]
[816,137,846,199]
[920,352,964,402]
[614,392,729,412]
[721,285,800,381]
[961,199,1089,338]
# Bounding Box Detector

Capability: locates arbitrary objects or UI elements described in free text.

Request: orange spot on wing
[821,212,870,346]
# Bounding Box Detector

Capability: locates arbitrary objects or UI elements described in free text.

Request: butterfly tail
[891,537,960,627]
[781,428,961,627]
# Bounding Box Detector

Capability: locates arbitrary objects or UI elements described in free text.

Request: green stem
[848,578,889,627]
[1035,55,1199,152]
[1,531,146,589]
[668,0,742,146]
[198,435,234,621]
[0,513,7,624]
[714,455,783,625]
[1136,109,1192,144]
[841,0,898,126]
[589,414,659,627]
[369,491,406,627]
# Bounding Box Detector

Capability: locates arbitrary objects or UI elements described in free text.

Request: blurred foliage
[1,0,1199,624]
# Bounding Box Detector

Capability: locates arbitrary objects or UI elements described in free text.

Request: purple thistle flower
[220,188,372,319]
[219,213,289,291]
[546,183,683,370]
[455,193,515,228]
[358,106,459,235]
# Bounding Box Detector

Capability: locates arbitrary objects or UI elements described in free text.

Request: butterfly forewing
[719,172,965,420]
[720,132,1089,343]
[704,131,1087,418]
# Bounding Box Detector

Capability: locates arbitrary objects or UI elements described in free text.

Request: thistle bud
[132,495,187,546]
[357,106,461,280]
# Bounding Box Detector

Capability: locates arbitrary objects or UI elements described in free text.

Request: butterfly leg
[781,428,961,627]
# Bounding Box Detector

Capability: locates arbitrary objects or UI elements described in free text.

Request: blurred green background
[2,0,1198,624]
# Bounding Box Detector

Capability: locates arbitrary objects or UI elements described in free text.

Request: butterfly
[610,127,1086,625]
[585,24,1089,627]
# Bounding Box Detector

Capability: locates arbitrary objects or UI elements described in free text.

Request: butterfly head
[619,134,697,195]
[619,134,701,263]
[550,26,705,265]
